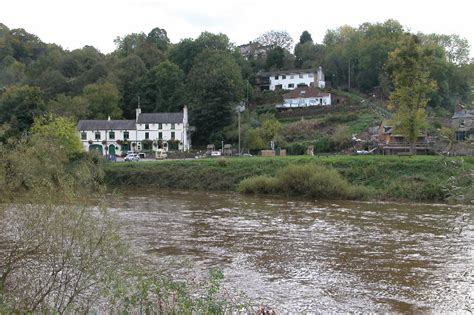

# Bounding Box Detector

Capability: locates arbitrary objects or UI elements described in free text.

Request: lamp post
[235,102,246,155]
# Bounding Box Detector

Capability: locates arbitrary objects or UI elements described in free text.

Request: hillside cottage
[276,87,331,108]
[452,105,474,141]
[378,123,432,154]
[77,106,191,157]
[256,67,326,91]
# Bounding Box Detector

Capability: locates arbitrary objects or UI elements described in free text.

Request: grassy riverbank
[104,155,474,202]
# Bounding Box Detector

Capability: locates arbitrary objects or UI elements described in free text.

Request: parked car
[124,153,140,161]
[210,151,222,157]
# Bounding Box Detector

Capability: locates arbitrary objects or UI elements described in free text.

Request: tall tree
[113,54,147,118]
[140,60,185,112]
[255,30,294,51]
[299,31,313,44]
[82,82,122,119]
[0,85,46,135]
[187,50,244,144]
[294,41,325,69]
[265,46,285,70]
[386,35,437,153]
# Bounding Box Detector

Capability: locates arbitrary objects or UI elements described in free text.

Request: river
[108,188,473,313]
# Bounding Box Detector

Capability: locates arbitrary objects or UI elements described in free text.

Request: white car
[210,151,222,157]
[124,153,140,161]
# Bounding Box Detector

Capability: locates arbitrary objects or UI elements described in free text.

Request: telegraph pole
[238,109,241,155]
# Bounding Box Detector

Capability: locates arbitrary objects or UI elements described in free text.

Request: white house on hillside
[77,106,190,156]
[276,87,331,108]
[256,67,325,91]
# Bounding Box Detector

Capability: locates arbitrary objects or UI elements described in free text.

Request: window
[274,75,279,80]
[171,132,175,140]
[145,132,149,140]
[81,132,87,140]
[109,131,115,139]
[145,124,149,130]
[290,75,294,79]
[455,131,466,141]
[124,131,129,140]
[158,132,163,140]
[95,132,101,140]
[308,73,314,77]
[288,83,294,88]
[282,75,286,79]
[171,123,175,130]
[275,84,283,90]
[158,123,163,129]
[299,74,304,78]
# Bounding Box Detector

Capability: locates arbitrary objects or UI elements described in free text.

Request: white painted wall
[276,95,332,108]
[268,68,326,90]
[270,72,315,91]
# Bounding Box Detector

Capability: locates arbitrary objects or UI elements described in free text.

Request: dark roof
[258,68,317,77]
[137,112,183,124]
[77,120,135,130]
[452,109,474,119]
[283,87,330,99]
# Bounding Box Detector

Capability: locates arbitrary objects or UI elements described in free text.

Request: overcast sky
[1,0,473,57]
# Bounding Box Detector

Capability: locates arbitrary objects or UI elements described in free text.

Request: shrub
[276,164,357,199]
[386,175,445,201]
[287,142,306,155]
[239,164,363,199]
[238,175,278,194]
[217,158,228,167]
[313,137,335,153]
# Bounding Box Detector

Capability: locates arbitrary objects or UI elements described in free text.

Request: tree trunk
[410,141,415,154]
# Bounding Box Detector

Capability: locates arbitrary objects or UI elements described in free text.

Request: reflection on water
[108,188,473,313]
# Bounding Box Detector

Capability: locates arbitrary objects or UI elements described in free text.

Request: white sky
[1,0,473,57]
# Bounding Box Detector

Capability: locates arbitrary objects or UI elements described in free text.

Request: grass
[104,155,474,202]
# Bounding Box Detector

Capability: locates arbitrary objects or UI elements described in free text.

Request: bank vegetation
[104,156,474,203]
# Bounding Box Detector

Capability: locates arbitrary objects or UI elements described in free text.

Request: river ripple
[108,188,473,313]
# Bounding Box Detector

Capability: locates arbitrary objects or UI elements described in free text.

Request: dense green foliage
[0,21,472,146]
[104,155,474,202]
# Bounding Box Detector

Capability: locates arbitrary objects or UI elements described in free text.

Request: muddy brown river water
[109,188,473,313]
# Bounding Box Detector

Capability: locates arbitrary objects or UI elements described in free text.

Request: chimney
[183,105,188,125]
[136,106,141,122]
[107,116,111,121]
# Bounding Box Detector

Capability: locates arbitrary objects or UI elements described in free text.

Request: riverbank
[104,155,474,202]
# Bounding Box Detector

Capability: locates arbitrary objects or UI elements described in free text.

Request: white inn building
[77,106,191,156]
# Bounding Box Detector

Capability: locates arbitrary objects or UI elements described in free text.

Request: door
[89,144,103,155]
[108,144,116,156]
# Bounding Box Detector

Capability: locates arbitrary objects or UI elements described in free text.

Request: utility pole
[238,109,241,155]
[236,103,245,156]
